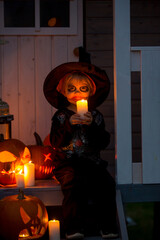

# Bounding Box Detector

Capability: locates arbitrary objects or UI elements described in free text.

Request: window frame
[0,0,77,35]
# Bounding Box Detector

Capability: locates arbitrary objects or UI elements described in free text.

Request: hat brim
[43,62,110,109]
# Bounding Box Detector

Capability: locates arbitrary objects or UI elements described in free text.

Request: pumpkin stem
[34,132,44,146]
[17,188,26,200]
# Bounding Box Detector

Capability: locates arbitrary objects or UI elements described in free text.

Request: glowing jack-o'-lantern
[0,139,30,185]
[28,145,55,180]
[0,190,48,240]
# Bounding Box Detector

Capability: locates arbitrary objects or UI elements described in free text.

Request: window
[0,0,77,35]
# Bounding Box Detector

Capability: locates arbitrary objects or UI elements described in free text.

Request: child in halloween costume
[43,62,118,239]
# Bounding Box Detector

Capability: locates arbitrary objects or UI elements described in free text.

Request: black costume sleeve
[86,110,110,151]
[50,110,72,149]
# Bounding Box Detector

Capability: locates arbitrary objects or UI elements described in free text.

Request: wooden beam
[113,0,132,184]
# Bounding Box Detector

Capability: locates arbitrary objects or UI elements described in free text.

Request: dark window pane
[40,0,69,27]
[4,0,35,27]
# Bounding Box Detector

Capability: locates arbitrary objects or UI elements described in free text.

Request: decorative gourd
[28,145,55,180]
[0,139,30,185]
[0,190,48,240]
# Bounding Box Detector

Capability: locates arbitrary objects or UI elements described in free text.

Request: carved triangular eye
[37,203,43,220]
[20,207,31,224]
[0,151,16,163]
[21,147,31,163]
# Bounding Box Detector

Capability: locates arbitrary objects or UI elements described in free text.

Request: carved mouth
[38,166,55,175]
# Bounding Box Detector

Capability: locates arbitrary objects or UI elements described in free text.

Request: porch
[0,0,160,239]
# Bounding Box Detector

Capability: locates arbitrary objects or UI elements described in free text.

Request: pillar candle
[16,172,25,188]
[49,220,60,240]
[24,161,35,187]
[76,99,88,117]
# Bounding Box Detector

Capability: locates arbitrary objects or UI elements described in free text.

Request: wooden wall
[85,0,160,175]
[131,0,160,163]
[85,0,114,174]
[0,0,83,146]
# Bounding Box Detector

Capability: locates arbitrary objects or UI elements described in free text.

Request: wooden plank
[67,0,83,62]
[131,0,160,17]
[132,117,141,133]
[97,99,114,117]
[51,36,68,68]
[0,36,3,98]
[131,17,160,34]
[86,18,113,34]
[116,190,129,240]
[141,49,160,183]
[86,34,113,51]
[101,67,113,84]
[0,180,63,206]
[113,0,132,184]
[131,51,141,71]
[51,36,68,117]
[132,162,142,184]
[132,149,142,163]
[2,36,19,139]
[86,1,113,18]
[131,33,160,46]
[35,36,53,142]
[18,36,35,145]
[90,50,113,67]
[132,133,141,149]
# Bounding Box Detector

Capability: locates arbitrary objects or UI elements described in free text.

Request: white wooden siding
[114,0,160,184]
[0,0,83,145]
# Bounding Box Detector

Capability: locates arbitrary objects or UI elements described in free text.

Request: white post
[140,48,160,184]
[113,0,132,184]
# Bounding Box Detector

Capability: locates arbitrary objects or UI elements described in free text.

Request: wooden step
[84,236,120,240]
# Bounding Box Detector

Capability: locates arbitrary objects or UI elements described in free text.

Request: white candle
[24,161,35,187]
[16,172,25,188]
[49,220,60,240]
[76,99,88,117]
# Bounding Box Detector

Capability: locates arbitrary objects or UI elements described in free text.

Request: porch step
[83,236,120,240]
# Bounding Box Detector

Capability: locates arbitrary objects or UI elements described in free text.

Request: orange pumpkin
[0,190,48,240]
[0,139,30,185]
[28,145,55,180]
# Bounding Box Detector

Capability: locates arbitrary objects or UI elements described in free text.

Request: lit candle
[16,170,25,188]
[24,161,35,187]
[49,220,60,240]
[76,99,88,117]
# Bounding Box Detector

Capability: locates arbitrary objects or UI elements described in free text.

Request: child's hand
[83,112,93,125]
[70,112,92,125]
[70,114,83,125]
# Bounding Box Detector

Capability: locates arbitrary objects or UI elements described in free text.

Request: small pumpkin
[27,132,55,180]
[28,145,55,180]
[0,190,48,240]
[0,139,30,185]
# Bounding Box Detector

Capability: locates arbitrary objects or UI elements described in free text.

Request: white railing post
[113,0,132,184]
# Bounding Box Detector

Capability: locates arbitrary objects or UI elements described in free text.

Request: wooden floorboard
[84,237,120,240]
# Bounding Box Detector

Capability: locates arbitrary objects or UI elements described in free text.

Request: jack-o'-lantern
[0,190,48,240]
[28,145,55,180]
[0,139,30,185]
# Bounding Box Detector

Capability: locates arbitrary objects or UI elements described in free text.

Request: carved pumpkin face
[0,139,30,185]
[28,145,55,180]
[0,192,48,240]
